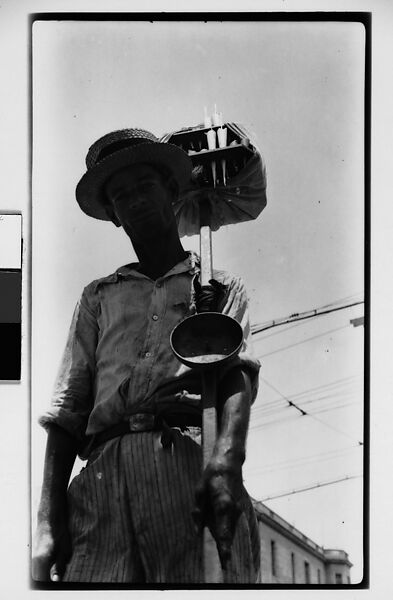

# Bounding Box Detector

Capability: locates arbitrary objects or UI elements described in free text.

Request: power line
[317,292,364,310]
[310,400,361,416]
[257,324,349,359]
[249,376,363,432]
[257,377,359,417]
[252,319,308,342]
[249,400,362,432]
[259,474,363,502]
[249,413,300,431]
[261,377,307,416]
[251,396,361,422]
[291,389,358,408]
[245,444,362,476]
[251,300,364,336]
[259,376,363,445]
[284,388,361,410]
[253,296,363,342]
[307,412,363,445]
[288,375,362,401]
[252,375,361,413]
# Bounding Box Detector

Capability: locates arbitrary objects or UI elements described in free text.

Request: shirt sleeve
[38,284,99,440]
[214,271,261,402]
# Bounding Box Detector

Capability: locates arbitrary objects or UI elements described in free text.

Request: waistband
[87,408,202,455]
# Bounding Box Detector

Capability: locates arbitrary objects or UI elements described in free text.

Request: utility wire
[262,388,360,412]
[249,401,362,432]
[251,300,364,336]
[287,389,359,409]
[259,376,363,445]
[317,292,364,310]
[310,400,361,416]
[307,412,363,445]
[288,375,362,400]
[249,377,362,429]
[251,396,361,421]
[252,319,308,342]
[259,474,363,502]
[257,324,349,359]
[252,301,361,342]
[318,292,364,309]
[256,378,361,414]
[245,444,362,476]
[250,406,363,442]
[249,414,300,431]
[250,401,363,435]
[252,375,361,412]
[260,376,308,416]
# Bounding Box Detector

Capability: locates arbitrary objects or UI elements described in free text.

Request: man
[32,128,261,584]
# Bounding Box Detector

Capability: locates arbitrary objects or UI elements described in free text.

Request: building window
[317,568,321,584]
[270,540,276,576]
[335,573,343,584]
[304,561,310,584]
[291,552,296,583]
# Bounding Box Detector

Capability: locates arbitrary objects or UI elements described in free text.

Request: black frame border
[28,10,371,592]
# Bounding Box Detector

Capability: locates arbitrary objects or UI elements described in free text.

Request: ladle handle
[199,198,213,286]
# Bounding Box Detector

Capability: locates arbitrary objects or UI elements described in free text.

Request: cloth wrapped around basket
[161,124,267,237]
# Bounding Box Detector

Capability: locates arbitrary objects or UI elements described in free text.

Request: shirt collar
[116,250,200,280]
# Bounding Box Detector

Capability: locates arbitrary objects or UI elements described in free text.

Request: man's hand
[32,519,72,582]
[32,424,78,582]
[192,454,244,569]
[194,277,228,313]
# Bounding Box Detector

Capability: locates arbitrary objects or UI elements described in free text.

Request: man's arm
[193,365,252,569]
[32,425,78,582]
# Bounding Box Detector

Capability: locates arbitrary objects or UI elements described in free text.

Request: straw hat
[76,128,193,221]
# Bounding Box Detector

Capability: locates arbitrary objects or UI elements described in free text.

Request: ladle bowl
[170,312,243,370]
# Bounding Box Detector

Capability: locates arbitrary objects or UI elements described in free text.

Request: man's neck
[133,235,188,281]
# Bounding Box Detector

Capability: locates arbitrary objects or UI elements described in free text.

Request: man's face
[105,164,177,242]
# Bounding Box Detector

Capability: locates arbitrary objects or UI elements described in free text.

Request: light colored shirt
[39,252,260,440]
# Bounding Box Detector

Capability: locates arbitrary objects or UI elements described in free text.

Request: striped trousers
[63,428,260,583]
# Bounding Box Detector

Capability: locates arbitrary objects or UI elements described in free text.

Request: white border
[0,1,391,598]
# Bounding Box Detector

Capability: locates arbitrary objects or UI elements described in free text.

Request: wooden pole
[199,198,223,583]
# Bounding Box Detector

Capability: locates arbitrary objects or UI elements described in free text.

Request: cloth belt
[90,408,202,452]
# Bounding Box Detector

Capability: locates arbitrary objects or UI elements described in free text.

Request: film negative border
[0,213,22,381]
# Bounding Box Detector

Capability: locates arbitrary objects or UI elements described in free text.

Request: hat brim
[76,142,193,221]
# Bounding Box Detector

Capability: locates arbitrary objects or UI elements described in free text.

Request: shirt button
[145,351,152,358]
[152,314,159,321]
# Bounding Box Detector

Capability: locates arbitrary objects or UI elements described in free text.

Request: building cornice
[253,500,352,567]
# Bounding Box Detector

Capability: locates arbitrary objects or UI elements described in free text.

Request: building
[253,500,353,584]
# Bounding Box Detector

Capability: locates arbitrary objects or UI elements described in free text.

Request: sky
[29,18,366,582]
